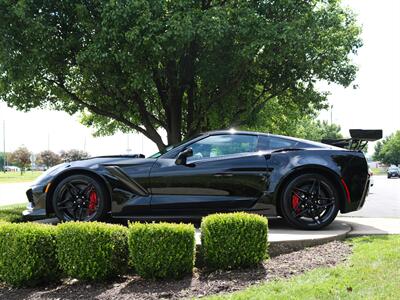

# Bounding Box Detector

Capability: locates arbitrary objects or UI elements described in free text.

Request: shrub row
[0,213,268,287]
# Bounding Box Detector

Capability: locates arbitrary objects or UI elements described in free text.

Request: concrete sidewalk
[337,217,400,236]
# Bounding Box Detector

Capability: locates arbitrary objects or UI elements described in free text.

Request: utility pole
[141,133,144,154]
[2,120,6,170]
[126,134,132,154]
[330,105,333,125]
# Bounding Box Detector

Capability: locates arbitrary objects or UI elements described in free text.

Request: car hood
[32,156,155,186]
[65,156,152,168]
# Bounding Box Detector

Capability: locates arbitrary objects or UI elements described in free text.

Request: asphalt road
[0,182,30,206]
[0,175,399,218]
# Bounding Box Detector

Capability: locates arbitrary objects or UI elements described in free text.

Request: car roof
[204,129,332,149]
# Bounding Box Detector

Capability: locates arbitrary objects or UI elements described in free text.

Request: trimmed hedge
[0,222,58,286]
[56,222,128,280]
[128,222,195,279]
[201,212,268,269]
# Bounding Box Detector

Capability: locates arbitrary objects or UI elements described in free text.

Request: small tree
[376,131,400,166]
[60,150,89,162]
[9,146,31,174]
[37,150,62,169]
[0,154,4,172]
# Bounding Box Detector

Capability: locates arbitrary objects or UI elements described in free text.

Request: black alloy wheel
[281,173,339,230]
[52,174,109,222]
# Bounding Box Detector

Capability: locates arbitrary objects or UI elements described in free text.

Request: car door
[148,134,269,215]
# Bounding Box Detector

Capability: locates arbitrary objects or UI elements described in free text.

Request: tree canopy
[246,99,343,142]
[373,131,400,165]
[36,150,62,168]
[9,146,31,173]
[0,0,362,150]
[60,149,89,162]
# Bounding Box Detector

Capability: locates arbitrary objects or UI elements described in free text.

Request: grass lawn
[206,235,400,300]
[370,167,386,175]
[0,203,26,223]
[0,171,43,184]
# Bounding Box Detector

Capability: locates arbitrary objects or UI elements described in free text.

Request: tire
[280,173,339,230]
[52,174,110,222]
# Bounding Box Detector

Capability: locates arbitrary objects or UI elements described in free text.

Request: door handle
[214,173,233,177]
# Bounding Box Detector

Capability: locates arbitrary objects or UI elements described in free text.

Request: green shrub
[201,212,268,269]
[0,222,58,286]
[128,222,195,279]
[56,222,128,280]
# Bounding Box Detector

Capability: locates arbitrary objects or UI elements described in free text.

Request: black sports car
[23,129,382,230]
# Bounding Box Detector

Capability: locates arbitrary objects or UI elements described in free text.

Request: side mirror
[175,148,193,165]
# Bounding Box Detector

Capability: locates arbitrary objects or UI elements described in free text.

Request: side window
[187,134,258,162]
[258,136,297,150]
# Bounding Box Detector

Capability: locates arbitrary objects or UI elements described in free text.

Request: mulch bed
[0,241,352,300]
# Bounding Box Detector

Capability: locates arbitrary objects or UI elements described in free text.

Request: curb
[268,223,351,257]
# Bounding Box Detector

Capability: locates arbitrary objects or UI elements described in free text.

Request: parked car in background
[387,166,400,178]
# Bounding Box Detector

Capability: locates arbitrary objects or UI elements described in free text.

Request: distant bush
[128,222,195,279]
[201,212,268,269]
[0,222,58,286]
[56,222,128,280]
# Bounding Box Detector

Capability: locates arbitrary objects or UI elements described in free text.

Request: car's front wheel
[280,173,339,230]
[52,174,109,222]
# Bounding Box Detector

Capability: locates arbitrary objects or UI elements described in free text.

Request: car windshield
[148,134,202,158]
[148,145,175,159]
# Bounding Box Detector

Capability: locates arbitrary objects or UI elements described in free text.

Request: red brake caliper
[88,190,98,215]
[292,194,300,214]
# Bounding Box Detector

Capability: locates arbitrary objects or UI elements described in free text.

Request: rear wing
[321,129,382,151]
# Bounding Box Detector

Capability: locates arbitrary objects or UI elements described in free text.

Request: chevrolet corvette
[23,129,382,229]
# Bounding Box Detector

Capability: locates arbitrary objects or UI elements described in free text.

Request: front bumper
[22,184,49,220]
[388,173,400,177]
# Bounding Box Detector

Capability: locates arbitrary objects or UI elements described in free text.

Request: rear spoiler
[321,129,382,151]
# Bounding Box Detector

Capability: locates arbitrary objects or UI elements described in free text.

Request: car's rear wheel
[281,173,339,230]
[52,174,109,222]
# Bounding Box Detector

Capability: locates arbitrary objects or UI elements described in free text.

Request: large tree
[0,0,361,150]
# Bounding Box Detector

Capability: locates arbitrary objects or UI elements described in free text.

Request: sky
[0,0,399,157]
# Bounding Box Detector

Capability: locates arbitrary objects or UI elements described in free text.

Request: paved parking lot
[0,182,30,206]
[343,175,400,218]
